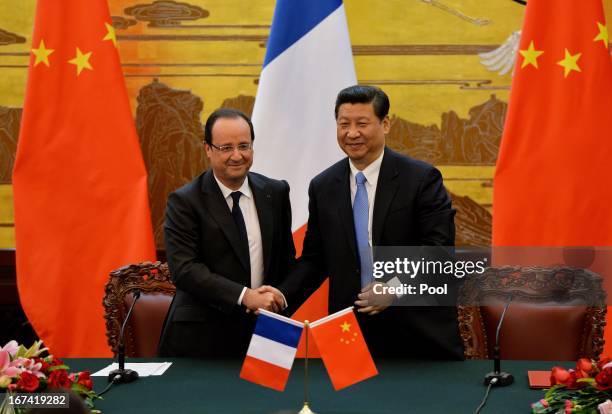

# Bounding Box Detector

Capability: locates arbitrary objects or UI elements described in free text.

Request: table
[68,358,557,413]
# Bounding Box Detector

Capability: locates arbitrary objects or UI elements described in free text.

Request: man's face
[336,102,389,169]
[205,117,253,188]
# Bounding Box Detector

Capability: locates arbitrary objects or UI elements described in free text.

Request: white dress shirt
[213,175,264,305]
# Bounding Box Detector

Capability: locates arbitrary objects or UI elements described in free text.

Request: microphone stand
[108,290,141,383]
[484,295,514,387]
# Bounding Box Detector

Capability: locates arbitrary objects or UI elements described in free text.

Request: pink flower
[20,358,44,378]
[0,350,8,372]
[0,350,21,378]
[0,356,46,380]
[3,366,21,377]
[0,341,18,358]
[33,357,50,375]
[599,399,612,414]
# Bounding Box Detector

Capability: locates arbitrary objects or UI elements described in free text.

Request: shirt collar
[349,149,384,184]
[213,173,253,200]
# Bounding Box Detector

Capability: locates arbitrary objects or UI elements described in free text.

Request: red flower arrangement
[0,340,99,413]
[532,358,612,413]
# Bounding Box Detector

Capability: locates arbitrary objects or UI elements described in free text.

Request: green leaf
[71,382,89,394]
[14,345,28,359]
[47,365,70,372]
[544,384,566,399]
[22,341,48,358]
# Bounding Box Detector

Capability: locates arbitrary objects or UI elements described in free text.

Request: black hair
[334,85,390,120]
[204,108,255,145]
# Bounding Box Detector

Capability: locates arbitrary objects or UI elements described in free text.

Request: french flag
[252,0,356,232]
[240,309,304,391]
[251,0,356,356]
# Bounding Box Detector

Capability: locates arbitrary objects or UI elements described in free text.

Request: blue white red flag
[251,0,357,357]
[240,309,304,391]
[252,0,357,231]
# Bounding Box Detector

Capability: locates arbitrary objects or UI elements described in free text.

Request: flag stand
[298,320,316,414]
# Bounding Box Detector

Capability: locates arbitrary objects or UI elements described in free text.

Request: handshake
[242,285,286,314]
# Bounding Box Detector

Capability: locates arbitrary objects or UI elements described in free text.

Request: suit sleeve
[416,166,456,246]
[410,167,459,300]
[164,191,244,314]
[280,180,297,276]
[279,180,327,313]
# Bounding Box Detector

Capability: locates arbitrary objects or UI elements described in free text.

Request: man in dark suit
[158,108,293,358]
[277,85,464,359]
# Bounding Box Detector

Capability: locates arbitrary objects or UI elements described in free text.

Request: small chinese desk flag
[309,307,378,390]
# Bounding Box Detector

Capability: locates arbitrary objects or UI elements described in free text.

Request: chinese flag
[12,0,155,357]
[309,308,377,390]
[493,1,612,352]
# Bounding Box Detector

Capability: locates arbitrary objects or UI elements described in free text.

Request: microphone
[484,295,514,387]
[108,290,141,383]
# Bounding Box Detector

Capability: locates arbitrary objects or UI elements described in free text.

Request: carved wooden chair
[103,261,175,357]
[458,266,606,360]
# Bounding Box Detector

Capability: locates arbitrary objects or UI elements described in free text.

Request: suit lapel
[335,160,359,264]
[372,148,400,246]
[249,173,273,278]
[200,171,251,273]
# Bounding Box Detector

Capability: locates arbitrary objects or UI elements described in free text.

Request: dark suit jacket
[280,147,464,359]
[158,170,295,357]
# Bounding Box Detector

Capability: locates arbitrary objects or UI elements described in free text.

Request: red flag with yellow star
[12,0,155,357]
[493,1,612,352]
[309,307,377,390]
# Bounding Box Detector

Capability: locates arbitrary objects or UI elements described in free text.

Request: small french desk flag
[240,309,304,391]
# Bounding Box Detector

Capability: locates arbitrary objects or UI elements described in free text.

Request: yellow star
[519,41,544,69]
[68,47,93,76]
[340,321,351,332]
[557,49,581,78]
[593,22,609,49]
[103,22,117,47]
[31,39,54,67]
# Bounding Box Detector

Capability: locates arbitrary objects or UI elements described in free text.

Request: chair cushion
[482,303,586,360]
[124,293,173,357]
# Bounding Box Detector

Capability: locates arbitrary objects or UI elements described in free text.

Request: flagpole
[298,320,315,414]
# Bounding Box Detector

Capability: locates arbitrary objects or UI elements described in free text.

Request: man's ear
[203,142,212,159]
[382,115,391,134]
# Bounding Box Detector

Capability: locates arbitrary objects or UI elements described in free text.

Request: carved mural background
[1,0,611,248]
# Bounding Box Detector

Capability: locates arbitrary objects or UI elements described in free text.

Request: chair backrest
[458,266,606,360]
[103,261,175,357]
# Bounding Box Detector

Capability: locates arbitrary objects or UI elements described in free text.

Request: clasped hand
[242,285,285,314]
[354,282,394,315]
